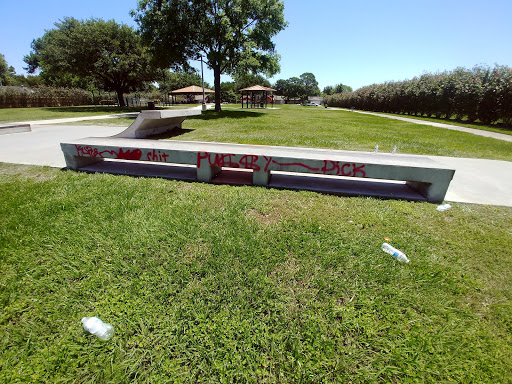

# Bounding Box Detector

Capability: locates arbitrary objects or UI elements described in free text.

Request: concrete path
[331,108,512,142]
[0,122,511,207]
[10,113,138,126]
[0,124,126,167]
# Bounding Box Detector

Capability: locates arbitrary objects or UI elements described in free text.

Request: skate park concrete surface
[0,120,511,207]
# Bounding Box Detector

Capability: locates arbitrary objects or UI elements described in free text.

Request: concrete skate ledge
[113,108,201,139]
[0,123,31,135]
[61,138,455,203]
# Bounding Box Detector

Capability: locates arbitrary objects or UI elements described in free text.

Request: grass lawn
[0,105,511,382]
[0,105,197,123]
[0,164,511,382]
[363,111,512,136]
[62,104,512,161]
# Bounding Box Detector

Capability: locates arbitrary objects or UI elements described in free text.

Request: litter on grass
[436,204,452,212]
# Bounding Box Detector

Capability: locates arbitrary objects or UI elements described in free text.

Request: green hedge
[0,86,93,108]
[324,65,512,125]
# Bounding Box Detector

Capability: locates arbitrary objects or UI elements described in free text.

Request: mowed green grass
[14,104,512,161]
[0,105,194,123]
[169,105,512,161]
[1,163,511,383]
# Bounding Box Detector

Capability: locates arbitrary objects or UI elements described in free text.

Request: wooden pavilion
[169,85,215,104]
[239,85,277,109]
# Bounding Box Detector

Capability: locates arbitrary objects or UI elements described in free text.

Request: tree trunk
[214,63,221,112]
[115,88,126,107]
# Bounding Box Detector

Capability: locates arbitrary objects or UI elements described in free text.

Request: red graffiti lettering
[211,153,239,168]
[197,151,239,168]
[146,149,168,162]
[197,151,209,168]
[194,151,366,178]
[341,163,352,176]
[214,154,226,167]
[75,145,115,158]
[352,163,366,177]
[239,155,260,171]
[264,156,273,172]
[321,160,340,174]
[272,160,320,172]
[116,148,142,160]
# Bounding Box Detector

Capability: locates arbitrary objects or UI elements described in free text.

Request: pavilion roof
[239,85,277,92]
[170,85,215,94]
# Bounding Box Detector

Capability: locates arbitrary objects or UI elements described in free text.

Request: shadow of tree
[42,106,151,114]
[146,128,195,139]
[188,109,265,120]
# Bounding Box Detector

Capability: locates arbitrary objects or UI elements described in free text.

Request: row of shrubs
[0,86,183,108]
[324,65,512,125]
[0,86,94,108]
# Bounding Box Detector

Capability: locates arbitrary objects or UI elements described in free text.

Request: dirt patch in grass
[0,163,57,182]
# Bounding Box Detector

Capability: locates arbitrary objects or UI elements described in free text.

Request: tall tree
[158,70,210,93]
[333,83,353,93]
[274,73,320,102]
[233,73,271,92]
[220,81,237,103]
[24,18,156,106]
[323,85,334,95]
[299,72,320,97]
[133,0,287,112]
[0,53,16,86]
[324,83,353,95]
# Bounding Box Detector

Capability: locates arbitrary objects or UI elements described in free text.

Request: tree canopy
[133,0,287,111]
[233,73,271,92]
[0,53,42,87]
[274,72,320,102]
[323,83,353,95]
[158,70,211,92]
[24,18,157,106]
[0,54,15,86]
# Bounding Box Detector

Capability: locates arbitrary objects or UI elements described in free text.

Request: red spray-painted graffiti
[75,145,142,161]
[74,146,367,178]
[197,152,261,170]
[146,149,169,162]
[197,151,366,178]
[320,160,366,177]
[117,148,143,160]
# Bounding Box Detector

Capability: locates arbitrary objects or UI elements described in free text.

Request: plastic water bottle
[82,317,114,340]
[392,146,397,154]
[381,243,410,263]
[436,204,451,212]
[374,144,379,153]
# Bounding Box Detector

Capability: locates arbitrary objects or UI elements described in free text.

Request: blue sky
[1,0,511,90]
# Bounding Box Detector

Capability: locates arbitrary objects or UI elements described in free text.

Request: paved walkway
[330,108,512,142]
[9,112,138,126]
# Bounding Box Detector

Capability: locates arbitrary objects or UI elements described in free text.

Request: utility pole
[201,56,206,111]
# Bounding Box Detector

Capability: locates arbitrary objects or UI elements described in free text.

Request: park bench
[60,137,455,203]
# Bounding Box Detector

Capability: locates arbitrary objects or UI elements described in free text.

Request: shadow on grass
[188,109,265,121]
[42,106,152,114]
[147,128,195,139]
